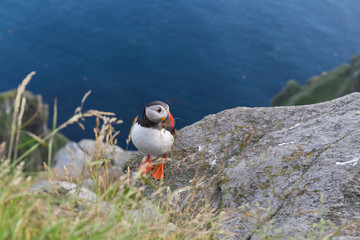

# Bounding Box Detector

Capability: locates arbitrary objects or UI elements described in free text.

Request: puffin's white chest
[131,123,174,155]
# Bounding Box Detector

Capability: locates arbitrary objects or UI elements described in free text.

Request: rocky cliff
[0,89,68,170]
[270,54,360,106]
[125,93,360,239]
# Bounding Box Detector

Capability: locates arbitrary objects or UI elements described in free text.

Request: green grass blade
[21,130,49,148]
[11,142,40,167]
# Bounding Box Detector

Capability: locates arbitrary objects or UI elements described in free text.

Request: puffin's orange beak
[168,112,175,127]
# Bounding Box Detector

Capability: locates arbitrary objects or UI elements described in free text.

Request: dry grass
[3,72,355,240]
[0,73,226,240]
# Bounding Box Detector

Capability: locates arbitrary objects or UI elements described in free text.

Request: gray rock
[52,142,86,178]
[30,180,111,212]
[31,180,97,202]
[53,139,136,179]
[128,93,360,239]
[78,139,136,168]
[31,179,165,223]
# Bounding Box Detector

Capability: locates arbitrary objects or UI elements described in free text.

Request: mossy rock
[0,89,69,171]
[270,79,302,106]
[270,54,360,106]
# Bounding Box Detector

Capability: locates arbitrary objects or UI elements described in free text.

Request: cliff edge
[270,54,360,106]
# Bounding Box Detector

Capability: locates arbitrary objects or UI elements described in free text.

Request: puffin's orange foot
[152,162,164,180]
[137,155,153,174]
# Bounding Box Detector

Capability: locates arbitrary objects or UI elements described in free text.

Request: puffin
[131,101,176,180]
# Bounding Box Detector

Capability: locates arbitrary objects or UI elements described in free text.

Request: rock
[78,139,136,168]
[31,179,161,221]
[0,90,48,140]
[30,180,111,212]
[270,54,360,106]
[128,93,360,239]
[0,90,68,170]
[53,139,135,179]
[52,142,86,178]
[31,180,97,202]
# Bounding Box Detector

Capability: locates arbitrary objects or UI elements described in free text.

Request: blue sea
[1,0,360,148]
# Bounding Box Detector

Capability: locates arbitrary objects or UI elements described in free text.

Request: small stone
[52,139,136,179]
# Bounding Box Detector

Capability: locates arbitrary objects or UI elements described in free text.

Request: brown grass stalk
[7,71,36,160]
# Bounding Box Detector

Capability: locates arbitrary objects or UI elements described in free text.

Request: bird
[131,101,176,180]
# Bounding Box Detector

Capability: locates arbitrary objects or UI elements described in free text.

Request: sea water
[1,0,360,147]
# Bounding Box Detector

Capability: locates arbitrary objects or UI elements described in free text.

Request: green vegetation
[0,87,69,171]
[0,73,224,240]
[271,64,350,106]
[270,79,302,106]
[270,54,360,106]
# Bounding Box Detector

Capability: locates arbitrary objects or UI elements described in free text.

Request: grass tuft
[0,73,226,240]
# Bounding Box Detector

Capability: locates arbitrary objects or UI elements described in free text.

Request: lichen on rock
[127,93,360,238]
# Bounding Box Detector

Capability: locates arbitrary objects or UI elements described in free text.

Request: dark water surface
[1,0,360,148]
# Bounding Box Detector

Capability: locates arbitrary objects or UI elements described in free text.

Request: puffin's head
[144,101,174,127]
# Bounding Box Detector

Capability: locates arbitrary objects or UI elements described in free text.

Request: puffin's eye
[157,108,161,113]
